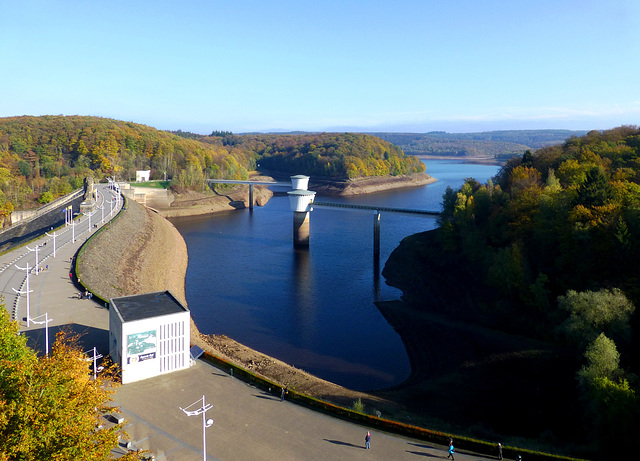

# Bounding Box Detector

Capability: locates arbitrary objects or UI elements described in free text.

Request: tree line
[0,116,424,218]
[437,126,640,456]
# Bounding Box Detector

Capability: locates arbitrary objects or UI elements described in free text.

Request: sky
[1,0,639,134]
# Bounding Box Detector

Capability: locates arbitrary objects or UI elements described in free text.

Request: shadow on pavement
[24,323,109,356]
[406,450,441,458]
[323,439,365,449]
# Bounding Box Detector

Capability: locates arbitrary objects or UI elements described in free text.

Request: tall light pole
[83,210,97,233]
[13,263,32,327]
[97,204,105,223]
[85,347,104,380]
[45,230,58,258]
[179,395,214,461]
[30,313,53,356]
[26,244,40,275]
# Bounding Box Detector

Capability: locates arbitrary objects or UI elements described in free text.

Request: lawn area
[130,180,170,189]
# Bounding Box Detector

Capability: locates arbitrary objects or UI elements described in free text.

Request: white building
[136,170,151,182]
[109,291,190,384]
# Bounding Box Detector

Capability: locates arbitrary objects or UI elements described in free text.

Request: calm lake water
[171,160,500,390]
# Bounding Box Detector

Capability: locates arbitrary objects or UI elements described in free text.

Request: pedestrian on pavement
[498,442,503,460]
[365,431,371,449]
[447,443,455,460]
[280,386,287,402]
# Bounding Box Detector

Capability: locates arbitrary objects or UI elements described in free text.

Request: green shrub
[352,398,366,413]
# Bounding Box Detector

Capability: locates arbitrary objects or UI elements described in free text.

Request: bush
[352,398,366,413]
[38,191,54,204]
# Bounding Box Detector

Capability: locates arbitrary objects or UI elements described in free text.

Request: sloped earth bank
[80,177,580,456]
[79,187,398,415]
[309,172,436,196]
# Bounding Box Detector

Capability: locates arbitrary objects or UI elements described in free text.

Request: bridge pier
[292,211,311,248]
[373,211,380,262]
[249,184,254,211]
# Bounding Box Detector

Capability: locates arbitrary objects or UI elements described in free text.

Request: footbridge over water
[312,201,441,216]
[208,176,441,260]
[207,178,291,211]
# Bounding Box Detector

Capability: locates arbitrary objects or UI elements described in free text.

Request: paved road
[0,185,499,461]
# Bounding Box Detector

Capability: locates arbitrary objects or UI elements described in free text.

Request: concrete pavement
[0,185,496,461]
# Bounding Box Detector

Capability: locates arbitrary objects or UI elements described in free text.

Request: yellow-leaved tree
[0,309,144,460]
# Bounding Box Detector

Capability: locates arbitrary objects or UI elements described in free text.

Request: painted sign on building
[126,330,157,364]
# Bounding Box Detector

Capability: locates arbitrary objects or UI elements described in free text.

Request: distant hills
[370,130,588,160]
[243,129,590,161]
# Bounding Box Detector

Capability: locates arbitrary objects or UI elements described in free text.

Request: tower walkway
[312,201,441,216]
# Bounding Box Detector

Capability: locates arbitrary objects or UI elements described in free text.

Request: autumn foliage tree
[0,116,424,212]
[434,126,640,457]
[0,310,143,460]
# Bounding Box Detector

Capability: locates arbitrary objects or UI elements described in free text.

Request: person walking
[498,442,503,460]
[447,443,455,460]
[280,386,287,402]
[365,431,371,449]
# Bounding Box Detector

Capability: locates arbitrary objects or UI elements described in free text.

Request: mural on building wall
[127,330,157,363]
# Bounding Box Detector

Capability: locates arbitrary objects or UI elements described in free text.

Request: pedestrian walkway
[0,184,492,461]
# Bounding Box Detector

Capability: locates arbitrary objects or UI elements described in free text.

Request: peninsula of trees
[0,115,425,216]
[383,125,640,458]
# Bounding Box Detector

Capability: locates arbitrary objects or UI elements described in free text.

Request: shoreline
[309,172,436,196]
[79,177,417,413]
[412,154,503,165]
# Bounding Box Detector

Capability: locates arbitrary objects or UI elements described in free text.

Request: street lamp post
[179,395,214,461]
[13,263,33,327]
[30,312,53,356]
[97,204,105,223]
[84,347,104,380]
[26,244,40,275]
[45,230,58,258]
[83,210,96,233]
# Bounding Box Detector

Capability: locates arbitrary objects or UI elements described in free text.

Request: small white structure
[109,291,190,384]
[136,170,151,182]
[287,175,316,248]
[290,174,310,191]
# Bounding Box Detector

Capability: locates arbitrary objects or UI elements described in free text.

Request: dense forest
[386,126,640,458]
[374,130,588,160]
[226,132,425,178]
[0,116,423,218]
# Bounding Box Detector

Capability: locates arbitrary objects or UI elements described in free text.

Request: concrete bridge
[312,201,441,216]
[208,176,441,265]
[207,178,291,211]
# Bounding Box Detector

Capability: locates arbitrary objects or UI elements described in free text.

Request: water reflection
[172,160,500,390]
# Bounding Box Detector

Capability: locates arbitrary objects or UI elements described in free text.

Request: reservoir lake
[171,160,500,391]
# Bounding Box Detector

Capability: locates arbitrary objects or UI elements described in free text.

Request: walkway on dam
[0,186,497,461]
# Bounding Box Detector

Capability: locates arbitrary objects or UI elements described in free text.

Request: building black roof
[110,291,188,323]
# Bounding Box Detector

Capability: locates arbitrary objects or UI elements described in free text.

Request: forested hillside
[386,126,640,458]
[0,116,422,217]
[224,132,425,178]
[374,129,588,160]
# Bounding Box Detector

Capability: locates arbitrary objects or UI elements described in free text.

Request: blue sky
[2,1,639,134]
